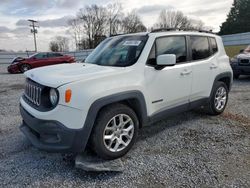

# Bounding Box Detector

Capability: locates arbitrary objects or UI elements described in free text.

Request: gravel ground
[0,64,249,188]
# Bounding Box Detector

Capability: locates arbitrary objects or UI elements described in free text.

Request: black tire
[20,64,31,73]
[234,74,240,79]
[206,81,229,116]
[90,103,139,160]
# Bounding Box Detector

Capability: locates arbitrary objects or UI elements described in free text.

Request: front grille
[24,81,42,106]
[239,59,250,66]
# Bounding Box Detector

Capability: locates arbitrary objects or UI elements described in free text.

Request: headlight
[49,88,59,106]
[11,61,19,65]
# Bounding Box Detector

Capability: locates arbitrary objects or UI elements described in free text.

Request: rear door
[47,53,64,65]
[189,36,219,102]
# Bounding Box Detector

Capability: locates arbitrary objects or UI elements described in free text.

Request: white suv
[20,30,233,159]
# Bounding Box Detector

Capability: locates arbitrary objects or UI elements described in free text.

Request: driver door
[31,53,49,68]
[145,36,193,116]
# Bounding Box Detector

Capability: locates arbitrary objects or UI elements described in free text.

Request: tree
[153,9,206,31]
[107,2,123,36]
[77,4,108,49]
[154,9,191,29]
[49,41,59,52]
[219,0,250,35]
[121,10,147,33]
[68,18,84,50]
[49,36,69,52]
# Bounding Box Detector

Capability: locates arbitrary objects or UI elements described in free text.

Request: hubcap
[22,65,29,72]
[103,114,134,152]
[214,87,227,111]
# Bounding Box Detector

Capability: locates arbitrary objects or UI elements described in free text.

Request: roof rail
[150,28,215,34]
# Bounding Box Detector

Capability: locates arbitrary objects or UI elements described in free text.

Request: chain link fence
[0,50,93,64]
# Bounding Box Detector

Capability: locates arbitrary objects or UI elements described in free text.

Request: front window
[85,35,148,67]
[147,36,187,66]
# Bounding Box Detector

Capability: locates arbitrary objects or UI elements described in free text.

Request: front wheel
[206,81,229,115]
[90,103,139,160]
[20,64,31,73]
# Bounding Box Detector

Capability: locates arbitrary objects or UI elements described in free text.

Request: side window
[48,53,63,58]
[55,53,63,57]
[35,53,47,59]
[209,37,218,54]
[190,36,210,60]
[47,53,54,58]
[156,36,187,63]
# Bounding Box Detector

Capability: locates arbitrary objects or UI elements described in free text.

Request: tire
[206,81,229,116]
[90,103,139,160]
[20,64,31,73]
[234,74,240,79]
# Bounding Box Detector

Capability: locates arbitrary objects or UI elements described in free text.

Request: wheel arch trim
[77,90,148,152]
[211,72,233,95]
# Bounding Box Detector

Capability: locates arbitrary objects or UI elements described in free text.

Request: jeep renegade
[20,30,233,160]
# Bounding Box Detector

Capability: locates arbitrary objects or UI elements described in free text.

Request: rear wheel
[20,64,31,73]
[90,103,139,160]
[206,81,228,115]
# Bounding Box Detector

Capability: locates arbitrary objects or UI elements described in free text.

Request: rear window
[48,53,63,57]
[209,37,218,54]
[190,36,210,60]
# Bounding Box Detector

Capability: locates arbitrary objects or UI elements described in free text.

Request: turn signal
[65,89,72,103]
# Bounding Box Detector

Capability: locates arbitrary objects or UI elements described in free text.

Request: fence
[1,32,250,64]
[221,32,250,46]
[221,32,250,58]
[0,50,93,64]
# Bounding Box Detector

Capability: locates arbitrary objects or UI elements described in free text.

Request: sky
[0,0,233,52]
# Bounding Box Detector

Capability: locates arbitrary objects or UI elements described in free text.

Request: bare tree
[188,19,205,30]
[121,10,147,33]
[68,18,83,50]
[154,9,191,29]
[49,36,69,52]
[49,41,59,52]
[107,2,123,36]
[77,4,108,48]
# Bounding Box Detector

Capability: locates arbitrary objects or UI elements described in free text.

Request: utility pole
[28,19,39,52]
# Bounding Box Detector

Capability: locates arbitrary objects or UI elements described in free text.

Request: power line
[28,19,39,52]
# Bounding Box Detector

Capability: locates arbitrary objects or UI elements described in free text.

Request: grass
[224,45,248,58]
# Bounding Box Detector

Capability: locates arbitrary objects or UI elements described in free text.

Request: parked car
[230,45,250,79]
[19,30,233,160]
[7,52,75,73]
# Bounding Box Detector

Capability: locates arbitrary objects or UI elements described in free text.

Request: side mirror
[156,54,176,70]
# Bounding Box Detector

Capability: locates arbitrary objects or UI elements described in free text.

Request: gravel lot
[0,64,249,187]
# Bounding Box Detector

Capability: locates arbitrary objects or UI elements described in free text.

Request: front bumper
[7,64,20,73]
[20,105,88,153]
[231,65,250,75]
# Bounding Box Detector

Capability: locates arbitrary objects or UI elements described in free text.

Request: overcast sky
[0,0,233,52]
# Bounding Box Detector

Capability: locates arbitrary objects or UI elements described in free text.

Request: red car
[7,52,75,73]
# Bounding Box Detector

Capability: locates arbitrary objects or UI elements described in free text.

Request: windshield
[85,35,148,67]
[29,53,39,58]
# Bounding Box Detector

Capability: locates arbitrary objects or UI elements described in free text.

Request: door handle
[210,63,218,69]
[181,69,192,76]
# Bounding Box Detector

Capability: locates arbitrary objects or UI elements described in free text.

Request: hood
[12,57,26,64]
[25,63,124,88]
[237,53,250,59]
